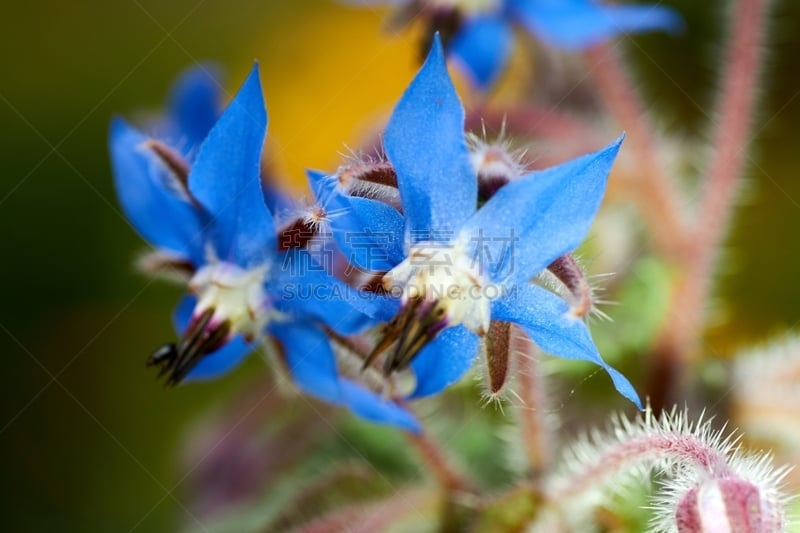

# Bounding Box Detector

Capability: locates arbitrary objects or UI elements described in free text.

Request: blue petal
[188,64,275,267]
[167,65,222,148]
[339,379,421,432]
[409,325,480,399]
[271,249,386,334]
[462,135,622,285]
[449,15,514,90]
[305,168,334,200]
[493,283,641,408]
[508,0,683,50]
[384,35,476,239]
[109,117,204,262]
[172,295,254,381]
[348,197,407,265]
[268,322,342,404]
[307,170,405,271]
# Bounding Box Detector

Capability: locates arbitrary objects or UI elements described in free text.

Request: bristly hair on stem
[646,0,774,415]
[540,407,792,532]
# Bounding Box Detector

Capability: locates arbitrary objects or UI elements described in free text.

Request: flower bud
[468,137,525,204]
[675,477,783,533]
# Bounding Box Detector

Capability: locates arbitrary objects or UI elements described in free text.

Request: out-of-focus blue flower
[165,67,224,149]
[109,66,221,265]
[316,37,641,407]
[344,0,682,89]
[110,66,419,431]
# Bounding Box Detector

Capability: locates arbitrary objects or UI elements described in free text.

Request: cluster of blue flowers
[346,0,681,89]
[109,17,674,430]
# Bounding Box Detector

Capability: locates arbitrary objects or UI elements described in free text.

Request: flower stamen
[365,240,495,374]
[147,262,269,385]
[147,308,233,385]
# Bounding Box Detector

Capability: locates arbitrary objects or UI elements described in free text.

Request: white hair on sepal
[135,249,195,283]
[466,123,530,192]
[331,147,402,208]
[533,254,615,324]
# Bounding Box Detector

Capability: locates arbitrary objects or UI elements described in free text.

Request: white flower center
[383,239,498,336]
[189,261,270,341]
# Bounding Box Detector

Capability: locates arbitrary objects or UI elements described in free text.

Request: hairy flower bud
[545,408,791,533]
[468,135,525,204]
[675,477,784,533]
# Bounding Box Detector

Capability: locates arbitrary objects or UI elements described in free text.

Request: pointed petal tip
[606,365,643,409]
[404,418,423,434]
[514,2,685,51]
[493,285,641,407]
[305,168,333,204]
[109,114,125,130]
[609,132,625,152]
[340,379,422,432]
[421,32,449,79]
[386,25,473,234]
[185,60,272,264]
[629,390,644,410]
[108,116,147,156]
[237,62,266,119]
[448,15,513,91]
[606,5,686,38]
[305,168,327,181]
[109,115,135,140]
[170,63,225,94]
[653,7,685,34]
[595,132,625,162]
[430,31,445,58]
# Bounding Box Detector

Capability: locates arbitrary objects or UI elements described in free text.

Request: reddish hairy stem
[671,0,768,347]
[649,0,769,412]
[405,426,471,493]
[547,432,732,503]
[293,488,433,533]
[584,44,687,259]
[513,329,551,481]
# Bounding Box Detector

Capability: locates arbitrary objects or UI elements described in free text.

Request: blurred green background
[1,1,799,531]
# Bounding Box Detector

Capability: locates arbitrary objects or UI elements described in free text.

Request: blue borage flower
[310,37,641,407]
[110,65,420,431]
[344,0,682,89]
